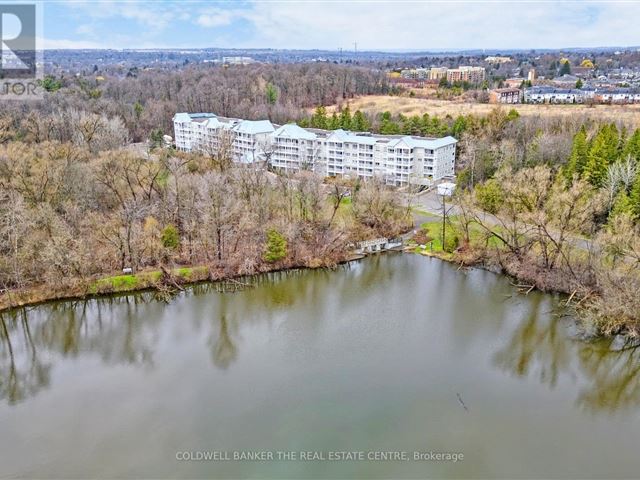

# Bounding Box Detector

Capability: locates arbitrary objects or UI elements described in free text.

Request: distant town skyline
[40,1,640,51]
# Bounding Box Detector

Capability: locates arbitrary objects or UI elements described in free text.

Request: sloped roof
[173,112,192,123]
[387,135,457,149]
[233,120,275,135]
[273,123,317,140]
[326,129,377,145]
[173,112,217,123]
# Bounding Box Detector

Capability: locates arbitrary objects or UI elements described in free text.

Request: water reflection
[0,255,639,417]
[577,341,640,413]
[492,291,640,414]
[210,314,237,369]
[0,310,51,405]
[492,294,570,389]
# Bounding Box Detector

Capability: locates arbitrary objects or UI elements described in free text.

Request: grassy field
[327,95,640,124]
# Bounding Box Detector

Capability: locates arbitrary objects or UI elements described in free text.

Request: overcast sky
[40,1,640,51]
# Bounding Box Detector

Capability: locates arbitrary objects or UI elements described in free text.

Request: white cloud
[200,1,640,50]
[195,8,239,28]
[46,1,640,50]
[59,0,181,30]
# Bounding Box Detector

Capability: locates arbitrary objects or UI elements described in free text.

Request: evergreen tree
[608,123,621,162]
[403,115,422,135]
[339,105,352,130]
[564,126,589,183]
[265,83,278,105]
[623,128,640,162]
[452,115,467,138]
[263,229,287,263]
[559,60,571,76]
[351,110,370,131]
[380,118,400,135]
[584,125,618,187]
[134,101,143,119]
[310,106,328,129]
[328,112,340,130]
[618,126,628,159]
[150,128,164,148]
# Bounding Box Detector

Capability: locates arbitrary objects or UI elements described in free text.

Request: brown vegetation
[325,94,640,124]
[0,140,410,311]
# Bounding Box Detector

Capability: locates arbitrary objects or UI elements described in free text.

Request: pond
[1,253,639,479]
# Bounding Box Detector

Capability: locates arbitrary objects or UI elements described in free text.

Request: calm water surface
[1,254,639,479]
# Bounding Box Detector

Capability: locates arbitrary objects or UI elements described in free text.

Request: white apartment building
[232,120,275,163]
[270,123,319,173]
[173,113,457,187]
[173,113,275,163]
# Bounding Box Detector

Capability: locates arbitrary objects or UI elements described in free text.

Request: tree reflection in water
[0,294,159,405]
[492,293,640,414]
[576,342,640,413]
[492,295,570,389]
[1,260,640,414]
[0,310,51,405]
[210,314,237,369]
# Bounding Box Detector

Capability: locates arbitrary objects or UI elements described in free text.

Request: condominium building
[270,123,320,173]
[232,120,275,163]
[446,66,486,84]
[173,113,458,187]
[400,67,431,80]
[173,113,274,163]
[489,88,522,104]
[429,67,448,81]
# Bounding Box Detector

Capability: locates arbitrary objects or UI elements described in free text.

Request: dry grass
[326,95,640,124]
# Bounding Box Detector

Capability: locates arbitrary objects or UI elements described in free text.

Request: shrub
[161,225,180,250]
[475,179,504,214]
[444,234,460,253]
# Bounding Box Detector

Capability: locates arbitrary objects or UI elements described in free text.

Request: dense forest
[1,63,389,144]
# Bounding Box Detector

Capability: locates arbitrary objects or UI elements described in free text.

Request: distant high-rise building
[446,66,486,84]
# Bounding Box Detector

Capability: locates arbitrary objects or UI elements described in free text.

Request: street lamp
[436,182,456,249]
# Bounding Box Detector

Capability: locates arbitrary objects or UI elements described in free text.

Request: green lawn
[90,266,209,294]
[416,215,503,256]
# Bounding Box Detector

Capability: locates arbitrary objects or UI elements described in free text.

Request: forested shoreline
[413,110,640,339]
[1,64,640,338]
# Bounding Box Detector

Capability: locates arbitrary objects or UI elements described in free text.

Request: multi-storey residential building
[173,113,275,163]
[232,120,275,163]
[173,113,458,187]
[173,112,216,151]
[429,67,448,81]
[446,66,486,84]
[489,88,522,104]
[400,67,430,80]
[271,123,319,173]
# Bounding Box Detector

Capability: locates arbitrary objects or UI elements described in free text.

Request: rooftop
[233,119,275,135]
[273,123,317,140]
